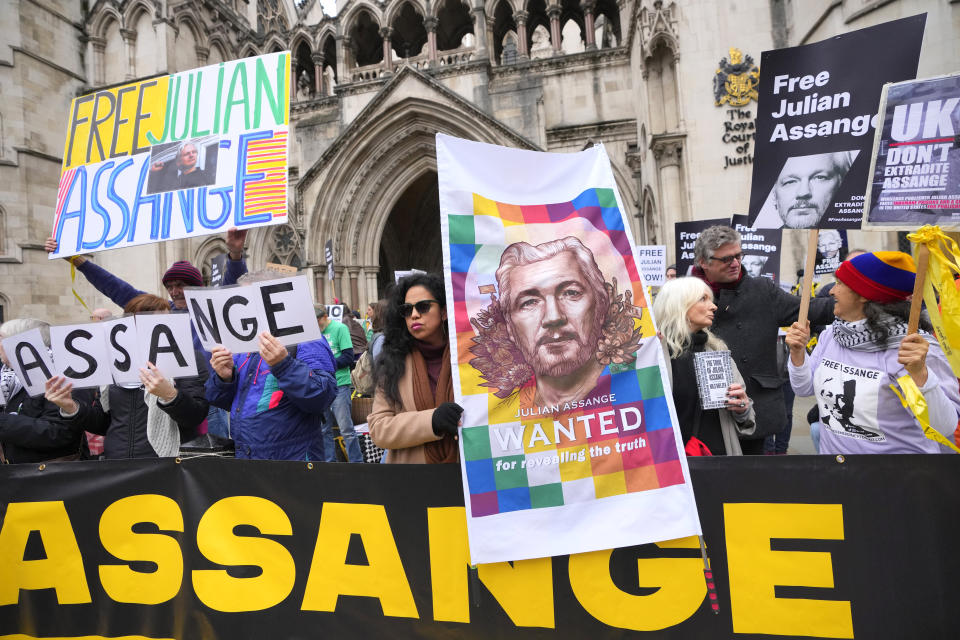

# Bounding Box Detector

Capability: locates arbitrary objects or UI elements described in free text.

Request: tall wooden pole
[907,244,930,335]
[797,229,819,326]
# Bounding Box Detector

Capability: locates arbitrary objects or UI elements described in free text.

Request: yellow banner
[907,225,960,378]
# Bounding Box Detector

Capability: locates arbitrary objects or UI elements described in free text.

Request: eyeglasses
[708,253,744,265]
[399,300,440,317]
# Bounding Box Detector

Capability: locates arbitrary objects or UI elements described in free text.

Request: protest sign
[394,269,426,283]
[49,52,290,259]
[103,316,140,385]
[674,218,728,277]
[636,245,667,286]
[814,228,848,275]
[209,254,228,287]
[863,73,960,231]
[325,304,344,322]
[49,324,113,389]
[730,214,782,284]
[437,134,701,564]
[185,275,321,353]
[134,313,198,381]
[693,351,734,410]
[1,328,55,396]
[747,15,925,230]
[324,239,335,281]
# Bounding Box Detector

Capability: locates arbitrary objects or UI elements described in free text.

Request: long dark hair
[374,273,448,406]
[862,299,932,347]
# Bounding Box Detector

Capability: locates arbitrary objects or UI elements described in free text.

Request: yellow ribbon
[69,258,91,313]
[907,225,960,378]
[890,374,960,454]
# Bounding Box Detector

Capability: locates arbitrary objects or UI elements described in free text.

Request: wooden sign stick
[907,243,930,335]
[797,229,819,326]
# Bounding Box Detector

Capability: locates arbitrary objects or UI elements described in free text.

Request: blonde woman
[653,277,755,455]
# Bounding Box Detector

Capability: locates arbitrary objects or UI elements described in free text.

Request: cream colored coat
[368,352,444,464]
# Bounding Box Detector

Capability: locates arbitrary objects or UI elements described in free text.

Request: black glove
[432,402,464,437]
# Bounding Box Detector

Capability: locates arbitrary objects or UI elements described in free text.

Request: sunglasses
[708,252,744,265]
[399,300,440,317]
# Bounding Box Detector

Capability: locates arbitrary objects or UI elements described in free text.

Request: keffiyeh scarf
[0,365,23,406]
[832,315,911,352]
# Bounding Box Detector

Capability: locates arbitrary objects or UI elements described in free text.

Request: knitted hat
[835,251,915,303]
[162,261,203,287]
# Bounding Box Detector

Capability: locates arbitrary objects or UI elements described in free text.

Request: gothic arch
[89,4,123,40]
[289,28,313,55]
[176,14,208,50]
[240,43,261,59]
[265,36,288,53]
[485,0,520,16]
[316,24,337,50]
[303,95,538,272]
[384,0,427,28]
[341,1,384,36]
[123,0,154,28]
[207,36,232,63]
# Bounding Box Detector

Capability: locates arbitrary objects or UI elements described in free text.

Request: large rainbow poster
[437,134,701,564]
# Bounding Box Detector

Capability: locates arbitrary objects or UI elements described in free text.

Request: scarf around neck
[832,315,911,352]
[0,365,23,406]
[692,265,744,297]
[411,342,458,464]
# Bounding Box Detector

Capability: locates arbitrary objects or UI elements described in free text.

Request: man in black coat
[692,225,835,454]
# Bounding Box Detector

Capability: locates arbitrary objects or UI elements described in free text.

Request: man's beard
[520,325,600,378]
[781,203,822,228]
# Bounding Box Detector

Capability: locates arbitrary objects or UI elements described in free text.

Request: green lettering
[212,64,225,135]
[145,79,174,145]
[190,70,210,138]
[254,53,286,128]
[223,62,250,132]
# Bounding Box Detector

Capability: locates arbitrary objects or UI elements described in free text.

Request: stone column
[471,3,489,57]
[348,267,361,309]
[652,138,684,256]
[547,5,562,55]
[289,57,297,102]
[581,0,596,50]
[89,37,106,85]
[337,35,350,82]
[363,267,380,305]
[312,52,325,95]
[380,27,393,73]
[514,10,530,60]
[120,29,137,80]
[424,16,438,65]
[195,45,209,66]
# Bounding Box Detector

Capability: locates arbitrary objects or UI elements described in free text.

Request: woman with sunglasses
[369,274,463,463]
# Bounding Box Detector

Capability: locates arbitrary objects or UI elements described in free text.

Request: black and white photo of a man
[755,151,857,229]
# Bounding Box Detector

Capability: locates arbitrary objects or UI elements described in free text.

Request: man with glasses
[692,225,834,454]
[316,305,363,463]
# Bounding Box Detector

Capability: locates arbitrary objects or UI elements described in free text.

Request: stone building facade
[0,0,957,321]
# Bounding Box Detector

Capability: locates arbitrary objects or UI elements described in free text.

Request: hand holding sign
[139,362,178,403]
[44,376,78,415]
[725,383,750,414]
[259,331,289,367]
[210,346,235,382]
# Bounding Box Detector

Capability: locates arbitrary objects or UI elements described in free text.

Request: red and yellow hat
[835,251,915,303]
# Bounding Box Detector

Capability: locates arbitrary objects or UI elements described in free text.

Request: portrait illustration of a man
[468,236,643,408]
[771,151,854,228]
[741,254,768,278]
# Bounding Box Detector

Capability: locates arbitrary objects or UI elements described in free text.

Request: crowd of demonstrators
[654,278,756,455]
[691,225,835,454]
[369,274,463,464]
[341,304,368,357]
[786,251,960,454]
[0,319,90,463]
[43,294,211,459]
[206,270,339,461]
[316,305,363,462]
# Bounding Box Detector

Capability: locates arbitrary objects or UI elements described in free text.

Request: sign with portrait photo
[49,52,291,259]
[863,73,960,231]
[437,134,701,565]
[814,228,848,275]
[674,218,729,277]
[746,15,925,230]
[730,214,781,285]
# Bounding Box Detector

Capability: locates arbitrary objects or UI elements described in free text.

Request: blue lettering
[54,166,88,253]
[153,192,172,240]
[104,159,134,248]
[82,161,114,250]
[198,186,231,229]
[129,158,160,242]
[177,189,196,234]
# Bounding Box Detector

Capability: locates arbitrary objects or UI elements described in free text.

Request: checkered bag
[359,433,385,464]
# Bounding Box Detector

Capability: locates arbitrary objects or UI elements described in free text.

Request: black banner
[747,15,925,230]
[674,218,728,277]
[730,214,782,285]
[864,73,960,229]
[2,456,959,639]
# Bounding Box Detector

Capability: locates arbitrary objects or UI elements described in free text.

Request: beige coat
[368,352,444,464]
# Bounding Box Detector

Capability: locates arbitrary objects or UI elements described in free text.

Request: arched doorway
[377,171,442,294]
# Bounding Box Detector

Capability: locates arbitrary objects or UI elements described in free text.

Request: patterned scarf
[0,365,23,407]
[410,343,457,464]
[832,315,911,352]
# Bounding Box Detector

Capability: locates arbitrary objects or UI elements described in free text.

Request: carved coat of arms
[714,47,759,107]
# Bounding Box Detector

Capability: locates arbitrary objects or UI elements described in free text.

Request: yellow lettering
[0,501,91,605]
[568,536,705,631]
[301,502,418,618]
[98,494,184,604]
[426,506,554,627]
[725,503,852,638]
[191,496,295,612]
